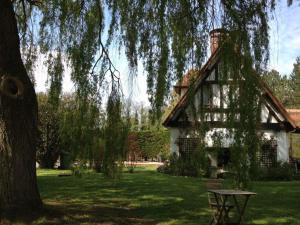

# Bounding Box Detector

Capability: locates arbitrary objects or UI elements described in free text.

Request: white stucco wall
[261,103,283,124]
[204,128,232,147]
[261,104,269,123]
[169,127,290,163]
[259,130,290,162]
[169,128,180,155]
[276,131,290,162]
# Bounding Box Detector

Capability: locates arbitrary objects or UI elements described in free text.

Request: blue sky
[269,1,300,75]
[35,3,300,105]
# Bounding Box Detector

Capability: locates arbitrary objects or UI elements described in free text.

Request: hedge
[128,130,170,160]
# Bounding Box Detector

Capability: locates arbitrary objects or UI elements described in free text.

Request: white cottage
[163,29,300,168]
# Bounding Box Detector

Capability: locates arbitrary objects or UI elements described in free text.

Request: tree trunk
[0,0,42,212]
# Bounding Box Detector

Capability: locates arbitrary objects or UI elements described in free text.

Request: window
[212,84,220,107]
[218,62,233,81]
[202,84,212,108]
[213,113,222,121]
[177,138,201,158]
[222,85,230,108]
[207,68,216,81]
[259,140,277,167]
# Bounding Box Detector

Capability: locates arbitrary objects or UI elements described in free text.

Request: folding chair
[206,179,233,225]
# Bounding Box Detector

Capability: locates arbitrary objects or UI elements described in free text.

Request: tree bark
[0,0,42,212]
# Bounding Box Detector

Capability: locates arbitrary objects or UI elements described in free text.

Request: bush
[93,139,105,173]
[255,162,295,181]
[136,130,170,160]
[157,160,172,174]
[157,151,209,177]
[59,152,72,169]
[71,162,86,178]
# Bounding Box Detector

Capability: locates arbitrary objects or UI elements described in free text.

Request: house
[286,109,300,160]
[163,29,300,168]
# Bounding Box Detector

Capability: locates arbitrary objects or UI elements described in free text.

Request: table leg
[209,193,227,225]
[233,195,250,225]
[210,193,220,225]
[217,195,228,225]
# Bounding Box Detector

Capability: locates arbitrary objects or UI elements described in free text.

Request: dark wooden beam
[167,121,292,131]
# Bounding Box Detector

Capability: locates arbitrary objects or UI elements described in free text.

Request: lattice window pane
[177,138,201,157]
[259,140,277,167]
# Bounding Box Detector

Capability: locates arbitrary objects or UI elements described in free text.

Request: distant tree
[36,93,60,168]
[140,106,148,130]
[58,94,103,169]
[162,90,180,121]
[126,133,142,172]
[133,110,139,131]
[262,69,293,106]
[103,93,129,178]
[290,57,300,108]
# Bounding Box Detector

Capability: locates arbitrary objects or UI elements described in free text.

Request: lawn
[6,166,300,225]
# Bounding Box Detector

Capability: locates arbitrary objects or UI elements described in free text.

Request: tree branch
[25,0,41,6]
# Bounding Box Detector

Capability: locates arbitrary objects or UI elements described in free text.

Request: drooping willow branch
[90,40,121,92]
[90,2,122,96]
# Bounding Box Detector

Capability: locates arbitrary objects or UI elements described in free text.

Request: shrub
[157,151,209,177]
[93,139,105,173]
[255,162,295,181]
[157,164,168,174]
[59,151,72,169]
[136,130,170,160]
[71,162,86,178]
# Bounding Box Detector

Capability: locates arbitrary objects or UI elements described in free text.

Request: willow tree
[0,0,294,212]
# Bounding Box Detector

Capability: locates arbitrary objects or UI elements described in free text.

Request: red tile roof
[173,69,199,94]
[286,109,300,128]
[177,69,199,87]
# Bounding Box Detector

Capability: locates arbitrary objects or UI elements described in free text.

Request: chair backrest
[206,179,223,190]
[206,179,223,207]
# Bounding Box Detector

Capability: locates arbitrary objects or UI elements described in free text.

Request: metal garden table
[207,189,256,225]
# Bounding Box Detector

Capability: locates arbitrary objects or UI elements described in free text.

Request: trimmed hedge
[128,130,170,160]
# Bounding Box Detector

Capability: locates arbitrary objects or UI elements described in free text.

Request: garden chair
[206,179,233,225]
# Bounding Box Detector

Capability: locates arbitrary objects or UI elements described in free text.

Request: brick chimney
[209,28,227,54]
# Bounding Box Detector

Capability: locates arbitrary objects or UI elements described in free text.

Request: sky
[34,2,300,106]
[269,1,300,75]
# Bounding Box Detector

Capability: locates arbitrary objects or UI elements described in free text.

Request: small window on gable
[218,63,224,81]
[207,68,216,81]
[194,90,202,109]
[213,113,222,121]
[222,85,230,108]
[232,86,239,101]
[218,62,233,81]
[204,113,211,121]
[202,84,212,108]
[212,84,220,108]
[228,70,233,80]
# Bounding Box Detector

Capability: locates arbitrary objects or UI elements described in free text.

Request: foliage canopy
[16,0,281,117]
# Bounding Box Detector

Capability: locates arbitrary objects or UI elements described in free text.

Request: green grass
[6,166,300,225]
